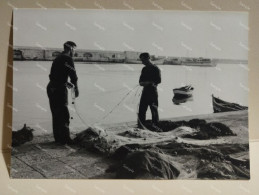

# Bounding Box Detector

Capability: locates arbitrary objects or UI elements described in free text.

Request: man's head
[139,52,151,65]
[64,41,77,57]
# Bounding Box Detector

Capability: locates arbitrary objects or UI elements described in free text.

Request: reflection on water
[13,61,248,134]
[172,94,193,105]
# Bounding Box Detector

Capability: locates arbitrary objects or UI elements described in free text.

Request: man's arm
[66,58,79,97]
[155,67,161,85]
[67,58,78,85]
[139,68,150,86]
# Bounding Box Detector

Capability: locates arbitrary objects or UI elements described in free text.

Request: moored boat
[173,85,194,96]
[212,94,248,113]
[163,57,216,67]
[182,57,216,67]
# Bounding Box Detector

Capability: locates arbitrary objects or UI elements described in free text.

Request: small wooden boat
[212,94,248,113]
[173,85,194,96]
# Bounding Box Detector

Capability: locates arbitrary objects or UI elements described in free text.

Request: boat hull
[173,85,194,96]
[173,89,193,95]
[212,95,248,113]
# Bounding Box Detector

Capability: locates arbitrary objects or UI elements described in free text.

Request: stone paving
[10,134,115,179]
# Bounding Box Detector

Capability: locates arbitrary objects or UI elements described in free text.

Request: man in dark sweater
[47,41,79,144]
[138,52,161,128]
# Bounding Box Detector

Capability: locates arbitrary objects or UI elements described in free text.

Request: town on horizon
[13,46,248,67]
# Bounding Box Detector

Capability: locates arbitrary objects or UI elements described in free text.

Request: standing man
[47,41,79,144]
[138,52,161,128]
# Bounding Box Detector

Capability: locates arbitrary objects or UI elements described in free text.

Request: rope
[91,86,127,95]
[92,84,140,125]
[71,85,156,132]
[72,96,89,128]
[131,86,141,104]
[70,85,140,129]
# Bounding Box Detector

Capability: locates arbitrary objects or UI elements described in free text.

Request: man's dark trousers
[138,87,159,126]
[47,82,70,143]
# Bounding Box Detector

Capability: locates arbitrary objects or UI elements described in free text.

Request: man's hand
[74,87,79,98]
[65,82,74,89]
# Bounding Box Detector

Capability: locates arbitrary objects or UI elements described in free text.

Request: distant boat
[212,95,248,113]
[182,58,216,67]
[164,57,216,67]
[173,85,194,96]
[163,58,182,65]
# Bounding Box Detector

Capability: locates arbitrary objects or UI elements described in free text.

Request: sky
[14,9,248,59]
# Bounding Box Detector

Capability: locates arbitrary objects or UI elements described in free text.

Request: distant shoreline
[13,60,248,67]
[13,46,247,66]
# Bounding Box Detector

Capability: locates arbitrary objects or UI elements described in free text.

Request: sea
[12,61,248,135]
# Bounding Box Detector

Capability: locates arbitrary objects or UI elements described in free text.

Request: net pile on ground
[74,119,249,179]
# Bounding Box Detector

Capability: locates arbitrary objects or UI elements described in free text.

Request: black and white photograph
[11,9,249,179]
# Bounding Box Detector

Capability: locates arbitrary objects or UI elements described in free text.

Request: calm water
[13,61,248,135]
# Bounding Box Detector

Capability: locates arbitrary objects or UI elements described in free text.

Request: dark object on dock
[212,94,248,113]
[12,124,34,147]
[138,119,236,140]
[186,122,236,140]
